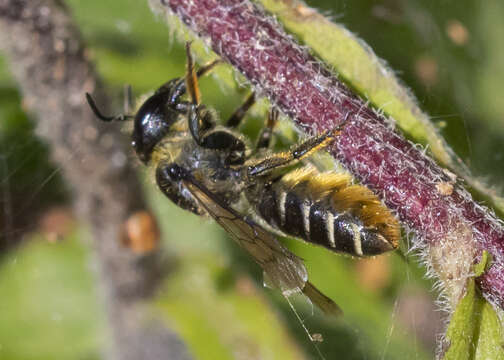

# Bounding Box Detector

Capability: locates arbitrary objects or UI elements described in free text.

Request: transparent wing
[180,174,342,315]
[182,178,307,294]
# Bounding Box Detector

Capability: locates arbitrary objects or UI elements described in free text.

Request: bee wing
[182,178,307,294]
[181,175,342,315]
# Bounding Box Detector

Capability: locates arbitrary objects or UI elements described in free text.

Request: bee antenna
[85,93,133,122]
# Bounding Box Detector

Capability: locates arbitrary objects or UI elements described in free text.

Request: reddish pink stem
[162,0,504,308]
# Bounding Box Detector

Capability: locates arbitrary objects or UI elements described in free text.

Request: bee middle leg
[226,92,256,128]
[255,108,279,150]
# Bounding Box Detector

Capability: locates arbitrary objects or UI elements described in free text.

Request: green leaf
[443,251,504,360]
[155,259,307,360]
[0,233,105,360]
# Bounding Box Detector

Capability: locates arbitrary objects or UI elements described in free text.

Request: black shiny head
[131,88,180,163]
[86,79,187,164]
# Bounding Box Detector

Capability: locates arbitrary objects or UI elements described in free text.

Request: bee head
[86,79,185,164]
[131,89,181,163]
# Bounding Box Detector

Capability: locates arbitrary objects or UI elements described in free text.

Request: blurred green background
[1,0,503,359]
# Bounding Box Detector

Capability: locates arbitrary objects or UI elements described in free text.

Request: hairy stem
[158,0,504,310]
[0,1,190,359]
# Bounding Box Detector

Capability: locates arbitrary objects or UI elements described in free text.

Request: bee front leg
[161,60,222,104]
[184,41,244,157]
[156,42,222,107]
[188,104,216,143]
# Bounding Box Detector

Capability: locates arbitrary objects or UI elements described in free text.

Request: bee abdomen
[257,188,308,239]
[308,205,358,254]
[255,167,400,257]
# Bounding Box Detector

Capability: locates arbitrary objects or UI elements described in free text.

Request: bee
[86,43,400,315]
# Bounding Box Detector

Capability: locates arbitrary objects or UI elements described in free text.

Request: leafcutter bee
[86,43,400,315]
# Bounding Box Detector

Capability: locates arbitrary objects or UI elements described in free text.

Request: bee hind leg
[246,126,345,177]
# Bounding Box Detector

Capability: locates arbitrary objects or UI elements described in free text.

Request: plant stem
[159,0,504,310]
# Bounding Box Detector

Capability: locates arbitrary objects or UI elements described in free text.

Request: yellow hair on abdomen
[281,165,400,248]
